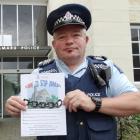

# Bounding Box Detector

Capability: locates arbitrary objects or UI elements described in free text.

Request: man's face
[52,25,89,64]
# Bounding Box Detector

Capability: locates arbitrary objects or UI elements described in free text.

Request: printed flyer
[20,73,66,136]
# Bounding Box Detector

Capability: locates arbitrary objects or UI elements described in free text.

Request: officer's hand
[5,96,27,117]
[63,89,95,112]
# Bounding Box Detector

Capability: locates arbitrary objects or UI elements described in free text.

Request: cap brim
[52,22,87,34]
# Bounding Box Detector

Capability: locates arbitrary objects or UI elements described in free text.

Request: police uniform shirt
[55,58,88,78]
[32,58,138,97]
[104,59,138,97]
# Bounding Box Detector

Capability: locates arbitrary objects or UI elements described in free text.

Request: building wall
[0,118,36,140]
[129,0,140,23]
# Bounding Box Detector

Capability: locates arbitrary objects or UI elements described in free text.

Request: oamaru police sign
[0,45,40,50]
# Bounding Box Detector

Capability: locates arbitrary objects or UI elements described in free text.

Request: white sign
[20,73,66,136]
[0,35,12,46]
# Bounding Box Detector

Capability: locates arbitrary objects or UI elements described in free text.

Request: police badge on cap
[47,3,92,35]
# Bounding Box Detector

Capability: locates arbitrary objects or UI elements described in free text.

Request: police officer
[5,3,140,140]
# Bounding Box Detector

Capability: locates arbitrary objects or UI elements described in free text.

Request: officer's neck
[63,59,84,72]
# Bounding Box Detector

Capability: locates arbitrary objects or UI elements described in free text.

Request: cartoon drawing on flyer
[23,76,63,109]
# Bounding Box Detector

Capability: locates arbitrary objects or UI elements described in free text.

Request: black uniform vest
[37,57,117,140]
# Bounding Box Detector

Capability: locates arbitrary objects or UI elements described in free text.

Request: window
[0,75,1,116]
[131,26,140,81]
[19,57,33,69]
[0,4,47,48]
[0,3,48,118]
[3,57,17,69]
[34,6,47,48]
[3,74,20,116]
[0,56,50,117]
[18,5,32,46]
[0,58,1,69]
[3,5,17,46]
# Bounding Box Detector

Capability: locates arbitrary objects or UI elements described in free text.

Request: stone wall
[0,118,36,140]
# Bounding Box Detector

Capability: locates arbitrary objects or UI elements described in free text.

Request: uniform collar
[55,58,88,78]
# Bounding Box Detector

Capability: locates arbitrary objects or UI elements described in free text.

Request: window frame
[131,25,140,83]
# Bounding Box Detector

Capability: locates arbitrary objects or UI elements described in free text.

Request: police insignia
[94,56,107,61]
[88,55,107,61]
[38,59,54,67]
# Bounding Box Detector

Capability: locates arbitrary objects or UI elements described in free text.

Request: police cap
[47,3,92,35]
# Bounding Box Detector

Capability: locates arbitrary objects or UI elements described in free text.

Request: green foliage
[117,115,140,140]
[50,95,58,102]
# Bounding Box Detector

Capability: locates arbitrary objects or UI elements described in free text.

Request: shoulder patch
[88,55,107,61]
[38,59,54,68]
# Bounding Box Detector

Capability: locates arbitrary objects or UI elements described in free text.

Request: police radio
[89,63,111,88]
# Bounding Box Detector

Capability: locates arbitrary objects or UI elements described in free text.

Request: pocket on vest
[86,114,117,140]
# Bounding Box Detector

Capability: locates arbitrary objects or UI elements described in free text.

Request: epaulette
[38,59,54,68]
[88,55,107,61]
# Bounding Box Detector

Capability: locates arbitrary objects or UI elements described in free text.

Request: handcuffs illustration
[24,99,63,109]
